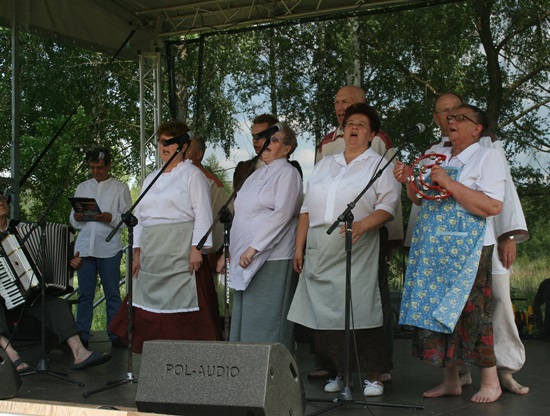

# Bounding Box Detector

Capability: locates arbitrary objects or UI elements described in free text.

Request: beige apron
[133,222,198,313]
[288,225,383,330]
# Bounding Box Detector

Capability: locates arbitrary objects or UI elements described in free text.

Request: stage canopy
[0,0,461,59]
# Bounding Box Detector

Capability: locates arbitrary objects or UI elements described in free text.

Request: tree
[1,0,548,225]
[0,30,140,223]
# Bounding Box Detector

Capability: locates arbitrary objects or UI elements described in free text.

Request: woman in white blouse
[110,120,222,353]
[394,104,505,403]
[217,124,302,354]
[288,103,400,397]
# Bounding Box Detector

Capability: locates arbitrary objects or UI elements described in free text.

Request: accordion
[0,222,74,310]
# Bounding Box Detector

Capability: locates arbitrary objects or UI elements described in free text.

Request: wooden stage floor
[3,332,549,416]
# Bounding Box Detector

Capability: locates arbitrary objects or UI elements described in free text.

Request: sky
[204,120,318,186]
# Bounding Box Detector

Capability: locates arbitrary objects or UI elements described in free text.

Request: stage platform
[2,332,548,416]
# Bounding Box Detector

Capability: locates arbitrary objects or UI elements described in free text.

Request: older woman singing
[288,103,400,397]
[217,124,302,354]
[394,104,506,403]
[110,120,222,353]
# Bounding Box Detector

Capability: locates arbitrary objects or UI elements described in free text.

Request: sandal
[12,358,31,374]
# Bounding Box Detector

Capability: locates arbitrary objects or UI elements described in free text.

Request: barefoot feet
[422,382,462,398]
[471,382,502,403]
[459,368,472,387]
[499,371,529,395]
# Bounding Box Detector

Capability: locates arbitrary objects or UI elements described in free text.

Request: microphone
[160,131,195,147]
[85,150,105,161]
[400,123,426,138]
[252,122,283,140]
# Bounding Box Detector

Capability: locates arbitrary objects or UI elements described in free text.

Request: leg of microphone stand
[340,213,354,403]
[83,215,138,398]
[22,222,83,386]
[219,206,233,341]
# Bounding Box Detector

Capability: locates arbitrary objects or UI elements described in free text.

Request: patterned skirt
[412,245,496,368]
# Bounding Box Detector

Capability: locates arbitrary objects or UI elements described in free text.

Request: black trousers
[534,279,550,337]
[0,296,79,344]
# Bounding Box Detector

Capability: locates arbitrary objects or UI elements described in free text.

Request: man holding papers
[70,147,132,348]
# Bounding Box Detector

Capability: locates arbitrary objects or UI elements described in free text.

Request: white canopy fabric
[0,0,457,59]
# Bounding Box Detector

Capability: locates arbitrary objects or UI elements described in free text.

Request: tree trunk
[269,28,278,117]
[474,0,503,132]
[350,17,362,87]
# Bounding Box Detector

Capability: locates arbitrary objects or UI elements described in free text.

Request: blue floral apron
[400,167,486,333]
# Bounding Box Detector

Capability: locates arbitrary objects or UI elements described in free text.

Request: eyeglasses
[446,114,478,124]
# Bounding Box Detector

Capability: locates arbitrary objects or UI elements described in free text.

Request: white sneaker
[324,376,344,393]
[363,380,384,396]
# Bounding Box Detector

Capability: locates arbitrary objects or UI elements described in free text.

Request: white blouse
[302,148,400,226]
[133,160,213,249]
[437,143,506,246]
[229,158,303,290]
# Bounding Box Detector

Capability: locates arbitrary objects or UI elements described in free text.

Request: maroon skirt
[109,257,223,353]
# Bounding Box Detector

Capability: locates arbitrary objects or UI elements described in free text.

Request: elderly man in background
[185,136,226,269]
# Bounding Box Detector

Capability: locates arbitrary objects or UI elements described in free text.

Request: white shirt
[230,158,303,290]
[70,177,132,258]
[435,143,506,246]
[316,128,403,243]
[133,160,213,249]
[303,148,400,225]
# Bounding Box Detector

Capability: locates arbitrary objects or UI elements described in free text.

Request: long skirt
[412,246,496,368]
[109,258,223,353]
[313,327,391,375]
[230,259,296,354]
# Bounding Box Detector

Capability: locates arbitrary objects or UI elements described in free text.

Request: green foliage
[0,31,140,224]
[512,164,550,261]
[203,154,232,196]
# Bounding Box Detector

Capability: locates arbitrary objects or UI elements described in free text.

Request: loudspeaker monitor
[136,340,305,416]
[0,347,21,399]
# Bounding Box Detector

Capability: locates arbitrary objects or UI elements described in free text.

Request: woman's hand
[239,246,258,269]
[216,254,228,274]
[293,247,304,273]
[394,161,412,184]
[339,221,368,244]
[430,164,453,189]
[189,246,203,274]
[132,248,141,278]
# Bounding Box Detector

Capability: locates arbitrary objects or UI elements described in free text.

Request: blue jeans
[76,252,122,342]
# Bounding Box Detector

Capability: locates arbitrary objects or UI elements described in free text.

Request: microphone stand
[196,138,271,340]
[20,157,88,387]
[306,135,424,415]
[84,142,185,398]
